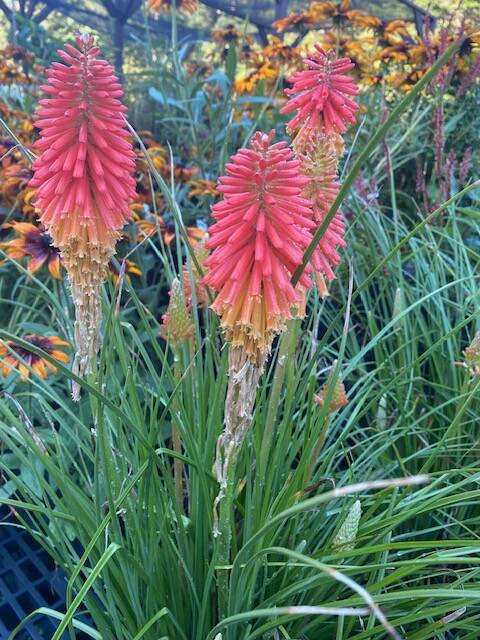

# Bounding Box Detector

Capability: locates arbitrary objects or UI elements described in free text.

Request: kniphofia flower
[455,332,480,377]
[293,133,346,296]
[29,34,136,396]
[0,334,70,381]
[160,278,194,348]
[203,130,315,364]
[182,239,209,307]
[1,222,61,279]
[284,47,359,296]
[282,45,359,136]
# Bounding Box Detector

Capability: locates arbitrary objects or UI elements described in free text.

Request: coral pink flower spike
[281,45,359,136]
[29,34,136,397]
[204,130,315,362]
[30,33,136,252]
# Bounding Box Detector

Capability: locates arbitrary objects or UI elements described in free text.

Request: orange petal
[11,222,38,234]
[48,255,62,279]
[47,336,70,347]
[45,360,59,373]
[28,255,47,274]
[32,359,49,380]
[50,349,70,364]
[18,363,30,381]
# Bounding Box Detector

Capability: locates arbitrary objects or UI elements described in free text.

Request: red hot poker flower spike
[293,133,347,297]
[203,130,315,364]
[29,34,136,398]
[281,45,359,136]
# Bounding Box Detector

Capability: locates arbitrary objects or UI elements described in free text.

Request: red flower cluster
[29,34,136,396]
[204,131,314,360]
[282,45,359,135]
[30,33,136,252]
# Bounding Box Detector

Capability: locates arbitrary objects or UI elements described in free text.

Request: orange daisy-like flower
[29,34,136,396]
[203,130,315,362]
[108,259,142,286]
[309,0,380,28]
[1,222,62,279]
[282,45,359,136]
[0,334,70,382]
[188,179,220,199]
[273,11,315,33]
[1,164,33,204]
[135,212,207,247]
[148,0,198,13]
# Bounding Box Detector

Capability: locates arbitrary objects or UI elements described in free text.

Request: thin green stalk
[216,455,238,625]
[172,356,184,512]
[257,319,299,492]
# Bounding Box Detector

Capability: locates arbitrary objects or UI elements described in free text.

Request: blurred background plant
[0,0,480,639]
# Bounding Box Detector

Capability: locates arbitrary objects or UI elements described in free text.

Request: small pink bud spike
[281,45,359,137]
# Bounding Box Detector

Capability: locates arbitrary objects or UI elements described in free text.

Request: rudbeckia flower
[309,0,380,28]
[1,164,33,204]
[1,222,62,279]
[0,334,70,381]
[188,179,220,199]
[148,0,198,13]
[282,45,359,136]
[203,130,315,363]
[135,212,207,247]
[108,259,142,285]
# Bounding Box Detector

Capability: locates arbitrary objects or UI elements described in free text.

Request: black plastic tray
[0,511,89,640]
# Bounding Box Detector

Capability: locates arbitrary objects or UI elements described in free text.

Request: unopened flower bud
[161,278,194,348]
[332,500,361,552]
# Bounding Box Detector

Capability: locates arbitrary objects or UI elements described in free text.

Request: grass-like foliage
[0,17,480,640]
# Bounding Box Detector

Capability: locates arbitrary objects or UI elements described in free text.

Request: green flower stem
[217,451,238,626]
[172,355,184,512]
[258,319,299,496]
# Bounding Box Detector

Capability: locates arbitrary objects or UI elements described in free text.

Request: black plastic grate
[0,514,90,640]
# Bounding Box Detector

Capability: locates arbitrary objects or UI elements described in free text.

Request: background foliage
[0,1,480,639]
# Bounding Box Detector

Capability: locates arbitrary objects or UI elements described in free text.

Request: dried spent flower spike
[29,34,136,399]
[203,130,315,366]
[282,45,359,136]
